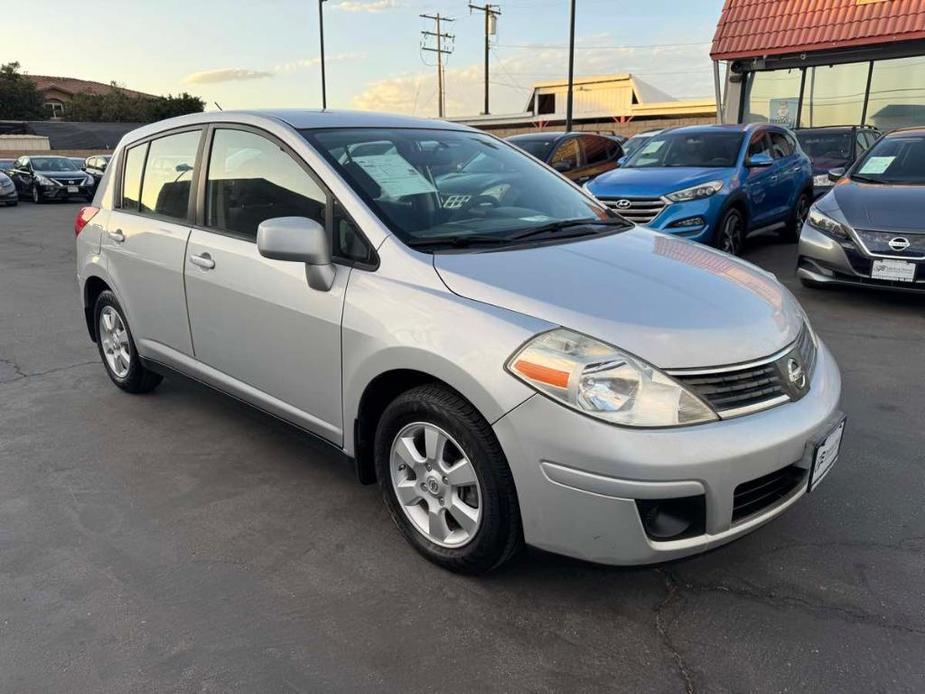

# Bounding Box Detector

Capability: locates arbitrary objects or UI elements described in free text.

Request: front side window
[206,128,327,241]
[747,132,772,160]
[769,131,794,158]
[303,128,614,249]
[580,135,612,165]
[549,138,579,169]
[625,131,744,168]
[508,136,556,161]
[139,130,200,220]
[121,143,148,212]
[852,134,925,185]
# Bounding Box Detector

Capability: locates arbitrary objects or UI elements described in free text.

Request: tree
[0,62,45,120]
[66,87,204,123]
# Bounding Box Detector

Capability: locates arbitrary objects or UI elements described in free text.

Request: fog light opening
[669,216,706,229]
[636,496,706,541]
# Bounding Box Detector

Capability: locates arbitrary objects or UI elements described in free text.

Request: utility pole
[420,13,455,118]
[565,0,576,131]
[319,0,328,109]
[468,3,501,115]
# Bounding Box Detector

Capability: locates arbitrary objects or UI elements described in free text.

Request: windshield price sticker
[352,153,437,198]
[859,156,895,175]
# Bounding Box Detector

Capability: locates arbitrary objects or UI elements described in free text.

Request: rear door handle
[107,229,125,243]
[189,252,215,270]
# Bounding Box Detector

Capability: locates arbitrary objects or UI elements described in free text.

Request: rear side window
[205,128,326,241]
[121,143,148,211]
[549,138,579,169]
[580,135,612,165]
[139,130,201,220]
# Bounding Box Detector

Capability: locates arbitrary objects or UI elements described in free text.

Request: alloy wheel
[795,194,809,227]
[389,422,482,548]
[99,306,131,378]
[719,212,743,255]
[32,187,39,204]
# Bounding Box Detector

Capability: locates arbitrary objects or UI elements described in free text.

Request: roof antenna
[214,102,223,111]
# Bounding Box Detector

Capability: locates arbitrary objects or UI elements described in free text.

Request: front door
[183,127,348,444]
[101,128,202,356]
[743,131,777,229]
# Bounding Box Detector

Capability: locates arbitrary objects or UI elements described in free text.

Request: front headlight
[506,328,717,427]
[813,174,833,188]
[84,175,95,186]
[807,205,850,241]
[665,180,723,203]
[34,174,55,186]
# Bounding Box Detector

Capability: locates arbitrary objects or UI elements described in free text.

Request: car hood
[588,167,732,197]
[433,227,803,369]
[830,181,925,232]
[39,170,85,178]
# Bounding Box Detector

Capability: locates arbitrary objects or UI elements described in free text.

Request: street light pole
[565,0,576,132]
[319,0,328,109]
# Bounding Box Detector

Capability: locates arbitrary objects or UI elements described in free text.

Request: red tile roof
[28,75,154,99]
[711,0,925,61]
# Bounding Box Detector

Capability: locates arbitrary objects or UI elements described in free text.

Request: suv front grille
[732,464,805,523]
[668,325,817,418]
[599,196,667,224]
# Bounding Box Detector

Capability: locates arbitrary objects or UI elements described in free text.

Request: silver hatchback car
[76,111,844,573]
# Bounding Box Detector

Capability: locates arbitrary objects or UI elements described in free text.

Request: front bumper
[798,223,925,292]
[647,195,726,244]
[0,187,17,203]
[493,340,842,565]
[36,183,93,200]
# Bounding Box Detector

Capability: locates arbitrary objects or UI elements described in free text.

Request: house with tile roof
[710,0,925,131]
[28,75,155,119]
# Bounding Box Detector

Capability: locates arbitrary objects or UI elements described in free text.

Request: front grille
[669,325,817,418]
[854,229,925,259]
[732,464,805,523]
[600,196,667,224]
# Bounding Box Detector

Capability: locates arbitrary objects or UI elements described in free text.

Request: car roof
[120,109,477,146]
[885,126,925,137]
[507,132,569,142]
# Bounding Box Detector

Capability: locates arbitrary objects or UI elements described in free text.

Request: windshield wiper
[405,234,516,250]
[506,218,630,242]
[850,174,884,184]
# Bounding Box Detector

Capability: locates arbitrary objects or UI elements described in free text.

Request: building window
[866,56,925,131]
[537,93,555,115]
[801,62,869,127]
[742,69,802,127]
[44,100,65,118]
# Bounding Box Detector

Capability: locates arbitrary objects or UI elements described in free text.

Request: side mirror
[257,216,335,291]
[552,160,573,173]
[828,167,846,183]
[746,152,774,168]
[617,156,627,167]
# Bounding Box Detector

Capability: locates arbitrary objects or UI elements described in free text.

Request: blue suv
[586,124,813,255]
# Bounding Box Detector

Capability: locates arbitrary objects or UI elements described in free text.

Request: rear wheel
[713,207,745,256]
[780,190,811,242]
[375,384,523,574]
[93,290,162,394]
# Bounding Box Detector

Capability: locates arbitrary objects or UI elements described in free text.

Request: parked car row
[0,154,111,205]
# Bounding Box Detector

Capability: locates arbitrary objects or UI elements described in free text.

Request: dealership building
[713,0,925,131]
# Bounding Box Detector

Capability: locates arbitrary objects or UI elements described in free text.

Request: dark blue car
[586,124,813,255]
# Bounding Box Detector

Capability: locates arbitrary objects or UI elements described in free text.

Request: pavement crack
[0,359,98,385]
[655,569,696,694]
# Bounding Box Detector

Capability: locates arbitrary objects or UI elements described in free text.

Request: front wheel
[713,207,745,256]
[375,384,523,574]
[780,190,811,242]
[31,186,43,204]
[93,290,162,393]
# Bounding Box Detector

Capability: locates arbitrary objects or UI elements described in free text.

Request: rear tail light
[74,206,100,237]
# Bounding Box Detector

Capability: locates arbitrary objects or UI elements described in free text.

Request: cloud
[332,0,397,13]
[183,53,365,86]
[351,41,715,117]
[183,68,274,85]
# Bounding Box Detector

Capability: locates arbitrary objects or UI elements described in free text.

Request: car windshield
[31,157,81,172]
[796,131,853,169]
[622,135,653,159]
[304,128,623,249]
[507,136,557,161]
[624,131,744,168]
[851,134,925,185]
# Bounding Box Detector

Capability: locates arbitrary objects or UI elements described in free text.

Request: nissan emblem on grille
[889,237,911,252]
[787,358,806,389]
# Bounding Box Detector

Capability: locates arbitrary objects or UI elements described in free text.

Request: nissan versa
[586,124,813,256]
[799,127,925,292]
[75,111,844,573]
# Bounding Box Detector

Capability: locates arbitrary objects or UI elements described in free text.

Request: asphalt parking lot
[1,201,924,693]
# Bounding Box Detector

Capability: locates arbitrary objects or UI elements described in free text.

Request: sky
[2,0,726,117]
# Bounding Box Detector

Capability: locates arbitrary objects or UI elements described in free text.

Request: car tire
[713,207,745,256]
[93,290,162,394]
[781,190,811,242]
[800,277,826,290]
[5,201,16,207]
[31,186,43,204]
[374,383,523,574]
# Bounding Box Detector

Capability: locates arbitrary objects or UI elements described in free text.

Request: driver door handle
[107,229,125,243]
[189,252,215,270]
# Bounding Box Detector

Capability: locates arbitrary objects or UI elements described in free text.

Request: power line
[420,13,455,118]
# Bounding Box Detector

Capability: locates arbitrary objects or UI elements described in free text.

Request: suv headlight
[807,205,850,241]
[665,180,723,203]
[506,328,717,427]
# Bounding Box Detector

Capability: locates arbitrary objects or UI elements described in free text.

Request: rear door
[101,128,203,357]
[183,126,354,444]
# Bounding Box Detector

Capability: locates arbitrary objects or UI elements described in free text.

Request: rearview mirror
[256,216,335,291]
[828,167,846,183]
[746,152,774,168]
